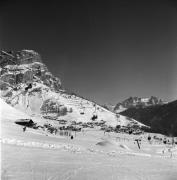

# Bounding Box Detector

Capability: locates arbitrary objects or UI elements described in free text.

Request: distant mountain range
[0,50,144,128]
[120,100,177,136]
[114,96,166,113]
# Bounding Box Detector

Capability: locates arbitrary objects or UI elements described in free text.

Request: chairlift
[91,103,98,120]
[80,107,85,115]
[91,114,98,121]
[80,101,85,115]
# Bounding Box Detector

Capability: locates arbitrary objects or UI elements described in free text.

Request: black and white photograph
[0,0,177,179]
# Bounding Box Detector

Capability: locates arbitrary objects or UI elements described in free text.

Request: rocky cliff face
[0,50,62,92]
[114,96,165,113]
[0,50,42,66]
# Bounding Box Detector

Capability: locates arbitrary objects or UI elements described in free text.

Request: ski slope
[1,98,177,180]
[0,98,30,120]
[3,82,145,128]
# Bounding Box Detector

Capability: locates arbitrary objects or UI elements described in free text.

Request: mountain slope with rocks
[114,96,165,113]
[120,100,177,136]
[0,50,145,128]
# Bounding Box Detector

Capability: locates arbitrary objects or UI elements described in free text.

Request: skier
[148,135,151,143]
[23,126,26,132]
[163,138,167,144]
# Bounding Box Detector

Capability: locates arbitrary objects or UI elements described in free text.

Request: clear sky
[1,0,177,104]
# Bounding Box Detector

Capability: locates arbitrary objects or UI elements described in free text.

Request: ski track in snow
[0,137,82,153]
[2,136,176,159]
[1,136,177,180]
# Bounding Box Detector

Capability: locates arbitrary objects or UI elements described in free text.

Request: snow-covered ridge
[114,96,165,113]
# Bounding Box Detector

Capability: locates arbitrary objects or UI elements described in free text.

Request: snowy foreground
[1,101,177,180]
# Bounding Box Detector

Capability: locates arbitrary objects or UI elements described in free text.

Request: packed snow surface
[1,99,177,180]
[0,98,30,120]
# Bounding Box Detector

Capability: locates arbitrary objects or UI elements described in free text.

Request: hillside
[0,50,144,128]
[120,100,177,136]
[1,95,177,180]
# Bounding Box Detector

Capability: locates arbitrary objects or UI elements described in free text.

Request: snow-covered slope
[2,82,139,127]
[1,97,177,180]
[0,50,145,128]
[0,98,30,121]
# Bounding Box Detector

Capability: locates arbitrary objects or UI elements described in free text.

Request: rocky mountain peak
[114,96,165,113]
[0,50,42,67]
[0,50,62,92]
